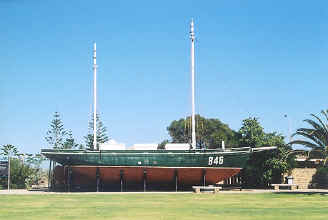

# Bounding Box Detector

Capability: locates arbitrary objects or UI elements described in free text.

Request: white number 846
[208,156,224,165]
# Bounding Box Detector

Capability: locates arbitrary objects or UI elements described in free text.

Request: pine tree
[45,112,67,149]
[84,113,109,150]
[63,130,78,149]
[78,144,85,150]
[0,144,19,156]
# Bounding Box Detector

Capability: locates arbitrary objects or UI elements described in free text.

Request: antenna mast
[93,42,97,150]
[190,19,196,150]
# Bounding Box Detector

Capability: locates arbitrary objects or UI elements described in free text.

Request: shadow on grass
[273,191,328,196]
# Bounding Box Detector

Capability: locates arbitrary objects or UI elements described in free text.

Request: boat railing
[251,146,277,152]
[230,147,252,151]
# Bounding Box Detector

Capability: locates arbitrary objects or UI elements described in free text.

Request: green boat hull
[41,149,251,168]
[42,148,257,190]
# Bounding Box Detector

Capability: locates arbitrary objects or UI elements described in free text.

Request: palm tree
[290,110,328,161]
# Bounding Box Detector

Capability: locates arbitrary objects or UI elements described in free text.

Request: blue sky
[1,1,328,153]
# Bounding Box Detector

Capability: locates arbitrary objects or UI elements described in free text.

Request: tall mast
[190,19,196,149]
[93,42,97,150]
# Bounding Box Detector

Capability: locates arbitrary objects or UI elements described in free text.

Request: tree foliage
[45,112,79,149]
[0,145,45,189]
[167,115,238,149]
[0,144,18,156]
[290,110,328,161]
[84,113,109,150]
[158,140,169,150]
[45,112,67,149]
[63,130,79,149]
[311,167,328,188]
[239,118,266,147]
[239,117,293,187]
[164,116,294,187]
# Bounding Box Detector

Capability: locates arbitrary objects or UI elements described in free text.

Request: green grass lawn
[0,193,327,220]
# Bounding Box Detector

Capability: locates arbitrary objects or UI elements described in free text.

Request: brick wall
[286,168,317,189]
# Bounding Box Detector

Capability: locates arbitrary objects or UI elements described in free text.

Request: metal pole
[93,42,98,151]
[68,166,72,192]
[203,169,206,187]
[120,177,123,192]
[284,114,292,143]
[52,162,56,190]
[48,160,52,190]
[7,156,10,192]
[288,117,292,143]
[64,166,67,192]
[120,170,124,192]
[96,167,100,192]
[190,19,196,150]
[175,169,178,192]
[143,169,147,192]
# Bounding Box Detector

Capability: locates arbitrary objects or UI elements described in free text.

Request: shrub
[0,158,44,189]
[311,167,328,189]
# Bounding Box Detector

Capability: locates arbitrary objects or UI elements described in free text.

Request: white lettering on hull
[208,156,224,166]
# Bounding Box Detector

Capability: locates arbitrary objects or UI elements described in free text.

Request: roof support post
[175,169,178,192]
[120,170,124,192]
[143,169,147,192]
[96,167,100,192]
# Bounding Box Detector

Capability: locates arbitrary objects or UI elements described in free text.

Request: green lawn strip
[0,193,327,220]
